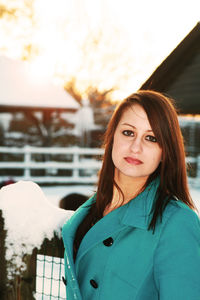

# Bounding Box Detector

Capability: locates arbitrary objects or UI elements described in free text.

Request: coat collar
[121,177,160,230]
[62,177,160,265]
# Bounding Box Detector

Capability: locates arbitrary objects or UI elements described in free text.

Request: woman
[62,90,200,300]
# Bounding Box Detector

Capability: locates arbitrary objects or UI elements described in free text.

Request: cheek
[152,148,162,166]
[112,140,118,162]
[112,134,121,154]
[112,135,123,166]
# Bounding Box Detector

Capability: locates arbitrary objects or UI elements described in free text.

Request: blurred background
[0,1,200,299]
[0,0,200,195]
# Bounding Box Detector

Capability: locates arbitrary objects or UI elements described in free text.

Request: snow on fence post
[0,209,65,300]
[0,181,73,299]
[0,210,36,300]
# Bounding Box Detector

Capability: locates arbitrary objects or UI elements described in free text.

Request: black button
[90,279,98,289]
[103,237,114,247]
[62,276,67,286]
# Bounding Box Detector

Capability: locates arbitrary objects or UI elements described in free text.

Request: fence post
[24,145,31,179]
[72,147,79,179]
[196,155,200,184]
[0,210,7,300]
[19,249,37,300]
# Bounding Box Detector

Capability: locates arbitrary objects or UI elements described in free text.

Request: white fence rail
[0,146,104,184]
[0,146,200,186]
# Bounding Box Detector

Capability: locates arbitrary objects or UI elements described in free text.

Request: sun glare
[27,57,54,84]
[0,0,199,100]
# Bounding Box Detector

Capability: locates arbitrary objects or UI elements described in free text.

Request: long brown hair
[97,90,195,226]
[74,90,195,256]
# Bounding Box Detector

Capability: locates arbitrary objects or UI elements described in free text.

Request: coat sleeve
[154,207,200,300]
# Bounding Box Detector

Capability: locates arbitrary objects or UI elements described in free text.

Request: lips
[124,157,143,165]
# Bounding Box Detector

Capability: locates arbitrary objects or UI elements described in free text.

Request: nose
[130,136,142,153]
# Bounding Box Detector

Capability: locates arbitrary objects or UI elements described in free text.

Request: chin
[121,172,148,179]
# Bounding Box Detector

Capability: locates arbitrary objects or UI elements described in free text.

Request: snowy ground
[41,184,96,207]
[189,187,200,215]
[41,183,200,215]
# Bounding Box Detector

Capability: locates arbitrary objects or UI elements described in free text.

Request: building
[140,22,200,172]
[140,22,200,114]
[0,56,80,147]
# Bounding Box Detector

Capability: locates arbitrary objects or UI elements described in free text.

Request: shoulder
[154,200,200,297]
[163,199,200,233]
[156,199,200,249]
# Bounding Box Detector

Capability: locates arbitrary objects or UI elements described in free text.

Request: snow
[0,181,74,277]
[179,115,200,127]
[190,188,200,215]
[0,56,79,110]
[0,113,13,131]
[41,184,200,215]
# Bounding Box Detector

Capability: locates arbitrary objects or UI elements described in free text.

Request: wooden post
[0,210,7,300]
[19,249,37,300]
[0,211,37,300]
[38,233,64,258]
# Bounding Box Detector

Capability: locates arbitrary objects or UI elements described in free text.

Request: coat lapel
[62,195,95,268]
[75,204,127,264]
[62,196,96,299]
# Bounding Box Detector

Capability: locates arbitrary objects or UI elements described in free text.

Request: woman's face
[112,104,162,182]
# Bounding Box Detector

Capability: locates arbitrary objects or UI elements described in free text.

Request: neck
[114,170,148,204]
[103,171,148,216]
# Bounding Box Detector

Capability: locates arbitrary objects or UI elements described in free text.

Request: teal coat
[62,179,200,300]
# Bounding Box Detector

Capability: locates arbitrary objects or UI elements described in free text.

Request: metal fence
[36,254,65,300]
[35,236,65,300]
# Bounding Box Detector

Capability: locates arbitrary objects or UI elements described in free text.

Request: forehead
[119,104,151,127]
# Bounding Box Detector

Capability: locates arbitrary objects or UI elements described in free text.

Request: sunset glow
[0,0,199,101]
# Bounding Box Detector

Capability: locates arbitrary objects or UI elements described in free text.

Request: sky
[0,0,199,101]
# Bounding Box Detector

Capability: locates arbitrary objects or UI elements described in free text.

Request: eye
[146,135,157,142]
[122,130,134,137]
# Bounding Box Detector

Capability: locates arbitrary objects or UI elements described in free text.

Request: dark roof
[140,22,200,114]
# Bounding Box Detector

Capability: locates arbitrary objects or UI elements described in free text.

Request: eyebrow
[121,122,153,132]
